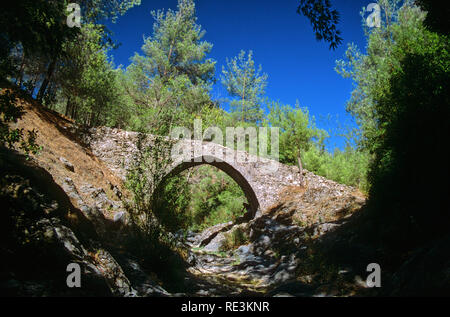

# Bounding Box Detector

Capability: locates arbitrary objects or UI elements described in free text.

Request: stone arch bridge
[83,127,305,217]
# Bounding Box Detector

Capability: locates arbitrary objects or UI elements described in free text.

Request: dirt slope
[9,89,125,220]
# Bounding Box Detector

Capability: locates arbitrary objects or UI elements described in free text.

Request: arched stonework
[84,128,307,219]
[161,155,260,217]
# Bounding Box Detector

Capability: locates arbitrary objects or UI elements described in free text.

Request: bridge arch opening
[152,155,260,231]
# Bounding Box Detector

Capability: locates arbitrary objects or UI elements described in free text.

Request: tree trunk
[297,151,304,187]
[16,52,26,87]
[65,95,78,121]
[65,96,72,117]
[71,101,77,121]
[27,73,39,95]
[37,58,56,102]
[241,77,246,122]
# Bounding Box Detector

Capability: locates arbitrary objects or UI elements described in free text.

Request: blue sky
[105,0,371,150]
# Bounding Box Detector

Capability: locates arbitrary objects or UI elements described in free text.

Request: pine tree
[266,100,326,164]
[56,24,119,126]
[221,50,267,124]
[125,0,216,133]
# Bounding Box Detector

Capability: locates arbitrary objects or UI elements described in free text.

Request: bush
[220,227,249,251]
[0,89,41,158]
[303,145,370,191]
[121,135,187,289]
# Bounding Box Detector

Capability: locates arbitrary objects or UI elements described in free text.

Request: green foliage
[0,90,41,158]
[297,0,343,50]
[124,0,215,134]
[221,50,267,124]
[121,134,188,288]
[79,0,142,24]
[0,0,79,77]
[195,103,235,135]
[265,99,369,189]
[266,100,327,165]
[153,173,191,232]
[102,68,136,129]
[0,0,140,112]
[335,0,426,153]
[54,24,121,126]
[124,135,174,229]
[154,165,247,232]
[369,29,449,241]
[303,145,370,190]
[296,0,448,49]
[220,227,249,251]
[337,0,450,247]
[187,166,247,231]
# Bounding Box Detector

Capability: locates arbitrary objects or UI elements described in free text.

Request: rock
[186,252,196,266]
[39,218,88,260]
[89,248,135,296]
[108,181,122,199]
[312,222,340,238]
[196,221,233,247]
[236,245,251,256]
[79,183,121,211]
[203,233,227,252]
[113,211,126,223]
[0,159,139,296]
[35,218,134,296]
[62,177,82,204]
[269,281,315,297]
[273,293,295,297]
[272,269,292,284]
[59,157,75,172]
[196,289,210,296]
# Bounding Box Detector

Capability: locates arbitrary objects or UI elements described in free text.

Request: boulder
[203,232,227,252]
[59,157,75,173]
